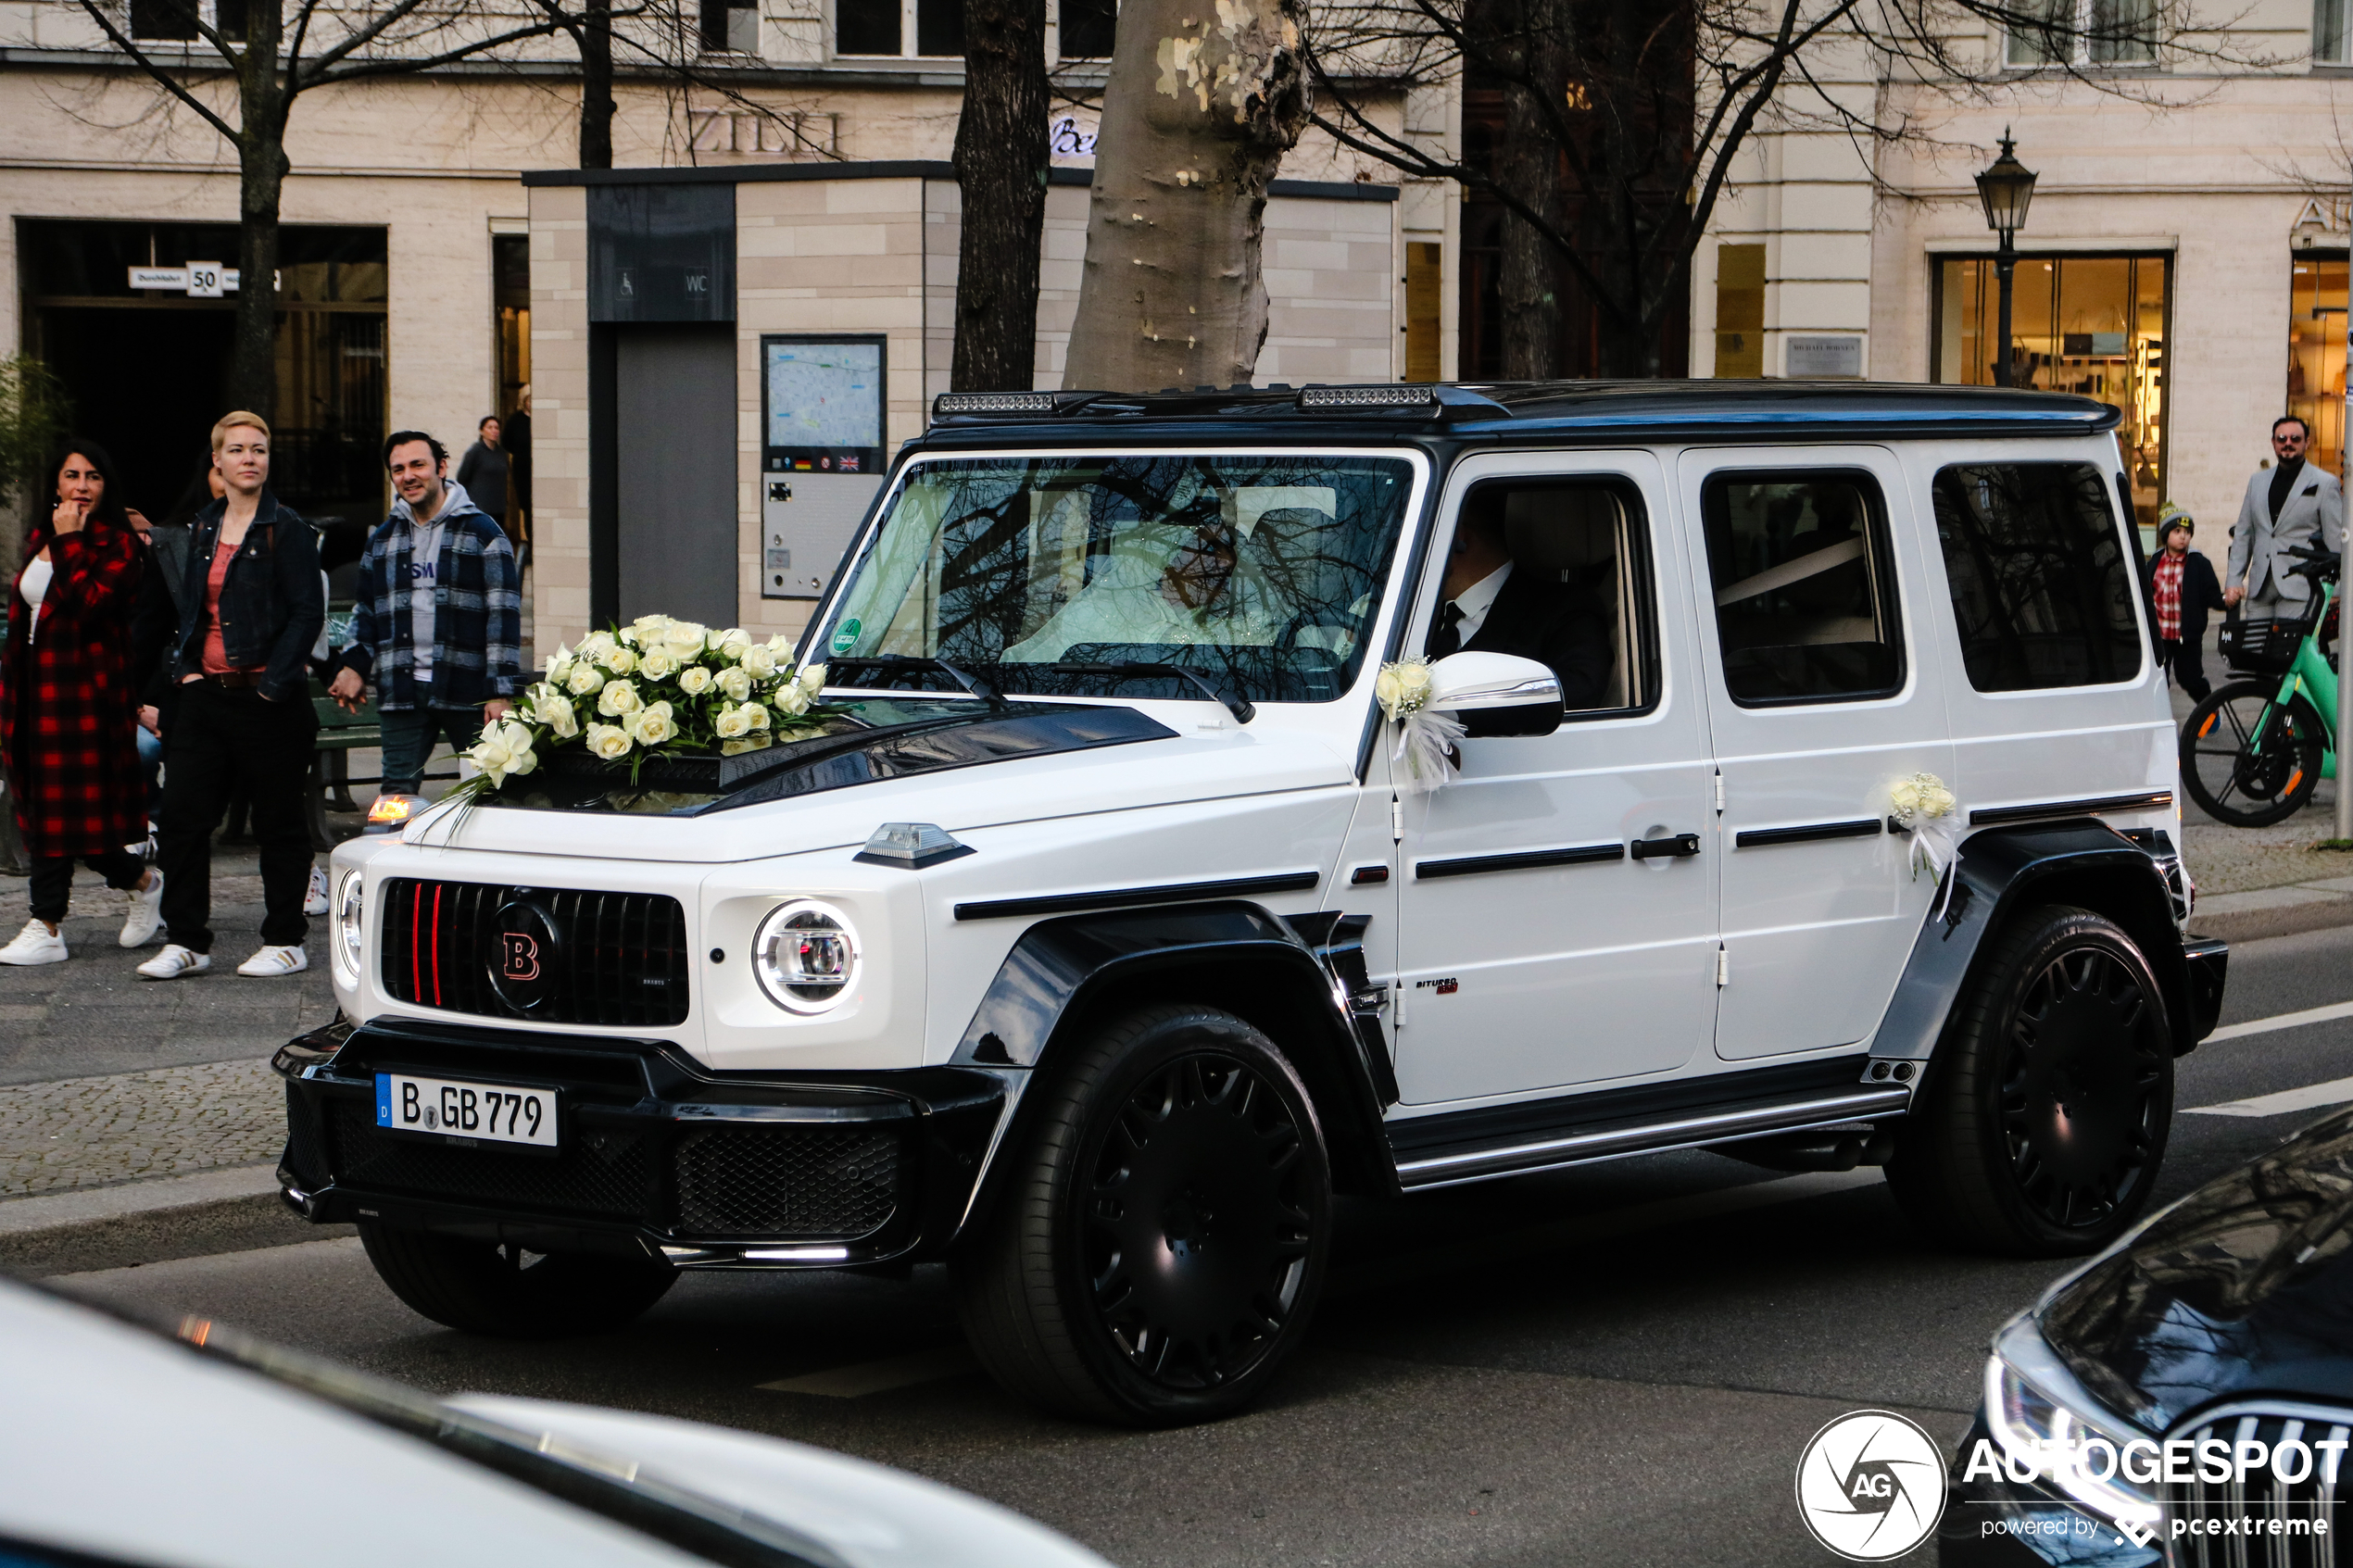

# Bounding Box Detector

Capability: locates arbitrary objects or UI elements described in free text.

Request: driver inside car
[1003,517,1277,662]
[1426,489,1614,709]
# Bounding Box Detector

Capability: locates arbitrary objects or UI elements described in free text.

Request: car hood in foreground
[2037,1109,2353,1431]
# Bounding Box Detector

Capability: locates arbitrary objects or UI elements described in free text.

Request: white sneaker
[237,944,308,977]
[0,920,66,966]
[137,944,210,981]
[120,870,164,948]
[304,865,330,917]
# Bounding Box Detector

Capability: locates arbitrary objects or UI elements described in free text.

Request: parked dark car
[1944,1108,2353,1565]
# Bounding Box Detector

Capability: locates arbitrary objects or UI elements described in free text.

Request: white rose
[1889,778,1920,816]
[599,645,636,676]
[535,692,579,739]
[774,684,811,718]
[741,645,777,678]
[660,621,710,658]
[598,679,642,717]
[742,701,771,732]
[717,666,752,701]
[576,632,617,660]
[565,661,606,696]
[638,648,679,680]
[797,663,827,696]
[544,645,571,680]
[713,705,751,739]
[585,722,633,760]
[470,733,513,784]
[617,624,642,647]
[631,612,673,633]
[676,665,714,696]
[630,703,678,746]
[712,627,753,659]
[764,633,794,656]
[1373,665,1404,709]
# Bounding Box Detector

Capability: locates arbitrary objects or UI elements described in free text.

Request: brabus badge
[488,900,560,1012]
[500,932,540,982]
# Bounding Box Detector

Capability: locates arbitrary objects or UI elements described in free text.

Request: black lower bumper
[274,1016,1014,1268]
[2183,935,2229,1043]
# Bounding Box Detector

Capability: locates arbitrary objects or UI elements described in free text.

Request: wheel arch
[1870,822,2203,1080]
[945,901,1402,1249]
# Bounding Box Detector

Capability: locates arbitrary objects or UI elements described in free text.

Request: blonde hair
[210,411,271,450]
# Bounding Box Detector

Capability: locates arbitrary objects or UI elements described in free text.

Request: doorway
[610,325,737,629]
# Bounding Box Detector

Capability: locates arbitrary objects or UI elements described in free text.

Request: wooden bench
[303,685,458,850]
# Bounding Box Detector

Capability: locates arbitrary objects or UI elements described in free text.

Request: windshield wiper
[1047,660,1256,725]
[830,654,1009,709]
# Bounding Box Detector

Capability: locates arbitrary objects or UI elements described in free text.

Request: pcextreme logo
[1795,1410,1948,1561]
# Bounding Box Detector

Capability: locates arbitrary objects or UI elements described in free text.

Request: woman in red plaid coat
[0,440,164,965]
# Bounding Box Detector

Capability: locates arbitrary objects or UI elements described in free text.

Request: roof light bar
[1296,384,1441,411]
[932,391,1059,419]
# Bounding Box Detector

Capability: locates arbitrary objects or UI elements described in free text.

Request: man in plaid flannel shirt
[329,431,520,795]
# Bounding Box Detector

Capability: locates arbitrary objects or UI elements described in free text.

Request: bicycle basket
[2218,616,2301,675]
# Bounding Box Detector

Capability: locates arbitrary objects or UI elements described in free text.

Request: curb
[0,1163,281,1236]
[2191,880,2353,946]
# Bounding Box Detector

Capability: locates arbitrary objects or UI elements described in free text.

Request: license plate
[375,1073,559,1150]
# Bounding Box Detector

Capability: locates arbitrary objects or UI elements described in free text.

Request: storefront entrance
[2286,251,2346,476]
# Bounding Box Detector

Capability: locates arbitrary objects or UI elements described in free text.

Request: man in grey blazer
[2227,416,2345,616]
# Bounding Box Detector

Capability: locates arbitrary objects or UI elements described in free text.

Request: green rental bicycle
[2180,538,2343,827]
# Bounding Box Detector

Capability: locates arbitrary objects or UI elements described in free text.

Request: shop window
[1059,0,1115,57]
[836,0,959,55]
[1932,463,2143,692]
[1698,471,1905,706]
[1405,242,1441,383]
[1931,251,2169,534]
[1715,243,1765,377]
[2007,0,2157,66]
[699,0,758,52]
[2288,253,2347,475]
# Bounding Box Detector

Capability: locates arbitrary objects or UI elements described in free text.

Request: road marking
[2205,1000,2353,1045]
[2186,1075,2353,1119]
[758,1345,976,1398]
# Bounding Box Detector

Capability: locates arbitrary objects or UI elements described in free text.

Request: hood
[392,480,488,529]
[410,696,1360,862]
[2037,1108,2353,1431]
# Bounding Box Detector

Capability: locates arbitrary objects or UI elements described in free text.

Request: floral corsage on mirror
[1376,657,1466,792]
[458,615,837,796]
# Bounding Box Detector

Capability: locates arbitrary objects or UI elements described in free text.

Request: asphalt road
[35,922,2353,1568]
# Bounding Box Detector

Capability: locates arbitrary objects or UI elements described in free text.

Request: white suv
[278,382,2225,1425]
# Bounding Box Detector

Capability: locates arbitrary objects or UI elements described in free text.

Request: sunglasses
[2276,432,2308,444]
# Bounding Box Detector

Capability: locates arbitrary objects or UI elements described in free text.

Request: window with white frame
[699,0,759,53]
[2321,0,2351,63]
[2007,0,2158,67]
[835,0,962,56]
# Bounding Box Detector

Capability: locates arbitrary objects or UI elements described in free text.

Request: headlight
[1981,1316,2160,1531]
[333,872,364,980]
[751,899,860,1014]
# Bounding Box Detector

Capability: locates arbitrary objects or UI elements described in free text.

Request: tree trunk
[950,0,1050,392]
[1061,0,1308,392]
[227,12,289,419]
[1491,0,1567,380]
[579,0,614,169]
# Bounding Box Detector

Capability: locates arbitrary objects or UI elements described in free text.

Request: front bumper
[274,1017,1013,1269]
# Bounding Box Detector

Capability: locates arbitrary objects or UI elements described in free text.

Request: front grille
[2169,1408,2353,1567]
[380,878,689,1027]
[328,1101,654,1221]
[675,1126,900,1237]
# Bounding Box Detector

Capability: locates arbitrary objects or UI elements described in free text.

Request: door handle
[1630,833,1702,860]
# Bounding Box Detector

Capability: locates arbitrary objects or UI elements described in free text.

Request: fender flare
[946,901,1403,1239]
[1869,821,2211,1074]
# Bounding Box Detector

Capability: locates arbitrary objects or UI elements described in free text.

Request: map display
[764,340,883,458]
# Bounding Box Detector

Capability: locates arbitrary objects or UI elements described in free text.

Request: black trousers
[158,682,317,953]
[29,847,146,923]
[2160,635,2211,701]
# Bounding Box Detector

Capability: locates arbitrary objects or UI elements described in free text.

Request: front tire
[1888,905,2172,1257]
[954,1003,1333,1425]
[359,1222,677,1337]
[2180,680,2323,827]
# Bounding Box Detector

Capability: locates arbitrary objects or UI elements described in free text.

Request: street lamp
[1975,131,2039,389]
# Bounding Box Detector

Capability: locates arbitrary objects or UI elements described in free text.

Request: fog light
[751,899,861,1014]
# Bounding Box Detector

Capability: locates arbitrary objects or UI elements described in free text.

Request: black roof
[918,379,2120,451]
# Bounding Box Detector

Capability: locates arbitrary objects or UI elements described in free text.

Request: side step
[1387,1058,1913,1191]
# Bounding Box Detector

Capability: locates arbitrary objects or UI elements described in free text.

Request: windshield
[817,453,1418,705]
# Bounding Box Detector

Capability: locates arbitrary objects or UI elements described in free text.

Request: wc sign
[127,262,249,296]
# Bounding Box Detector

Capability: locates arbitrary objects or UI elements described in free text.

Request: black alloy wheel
[1889,905,2172,1257]
[2181,680,2324,827]
[955,1003,1333,1425]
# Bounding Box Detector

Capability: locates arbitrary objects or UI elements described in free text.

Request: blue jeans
[135,724,163,814]
[378,704,484,796]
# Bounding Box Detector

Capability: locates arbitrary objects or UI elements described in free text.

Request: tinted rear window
[1932,462,2142,692]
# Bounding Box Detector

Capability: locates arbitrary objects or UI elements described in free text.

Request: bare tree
[950,0,1051,391]
[1307,0,2270,378]
[1062,0,1311,392]
[72,0,563,416]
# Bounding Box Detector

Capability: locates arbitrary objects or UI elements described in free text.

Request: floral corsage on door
[1376,657,1466,791]
[458,615,837,797]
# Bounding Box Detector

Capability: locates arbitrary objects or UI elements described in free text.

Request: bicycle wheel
[2180,679,2325,827]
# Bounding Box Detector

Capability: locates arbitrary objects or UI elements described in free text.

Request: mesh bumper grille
[675,1126,900,1237]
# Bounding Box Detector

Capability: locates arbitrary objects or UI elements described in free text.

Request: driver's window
[1426,477,1657,719]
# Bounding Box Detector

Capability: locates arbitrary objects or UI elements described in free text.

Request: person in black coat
[1425,489,1614,710]
[2145,507,2224,700]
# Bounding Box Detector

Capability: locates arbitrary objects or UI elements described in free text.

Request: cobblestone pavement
[0,1056,283,1197]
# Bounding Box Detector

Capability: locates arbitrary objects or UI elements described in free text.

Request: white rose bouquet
[456,615,842,797]
[1376,657,1465,792]
[1886,769,1963,904]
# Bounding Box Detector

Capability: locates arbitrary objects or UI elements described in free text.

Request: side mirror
[1428,651,1563,737]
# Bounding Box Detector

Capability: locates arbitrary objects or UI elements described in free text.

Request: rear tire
[2180,679,2323,827]
[359,1221,677,1337]
[953,1002,1332,1425]
[1888,905,2171,1257]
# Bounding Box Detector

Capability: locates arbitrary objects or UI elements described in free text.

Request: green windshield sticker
[830,618,862,655]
